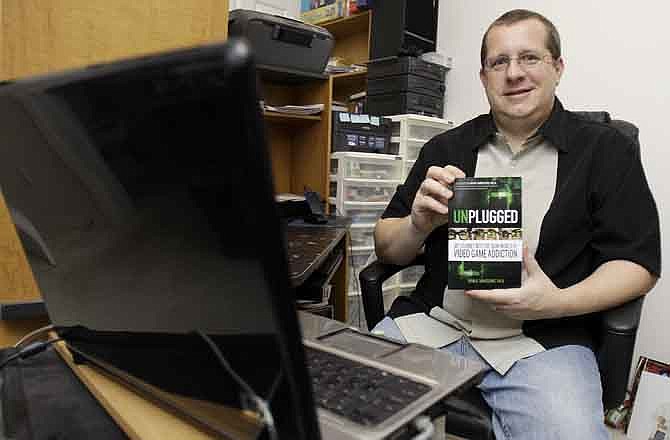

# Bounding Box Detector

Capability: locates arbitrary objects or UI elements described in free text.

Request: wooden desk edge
[52,339,259,440]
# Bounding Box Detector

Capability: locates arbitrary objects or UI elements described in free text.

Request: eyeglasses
[484,52,554,72]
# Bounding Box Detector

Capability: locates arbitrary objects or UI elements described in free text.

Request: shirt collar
[469,98,571,153]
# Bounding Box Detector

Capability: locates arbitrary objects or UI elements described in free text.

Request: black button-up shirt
[382,99,661,349]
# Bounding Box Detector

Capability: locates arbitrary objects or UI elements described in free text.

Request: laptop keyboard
[304,345,431,426]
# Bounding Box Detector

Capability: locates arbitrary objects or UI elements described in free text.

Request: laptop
[0,38,484,439]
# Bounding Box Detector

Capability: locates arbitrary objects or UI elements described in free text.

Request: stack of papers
[325,64,367,74]
[264,103,324,115]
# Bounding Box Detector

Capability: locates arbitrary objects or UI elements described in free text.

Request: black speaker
[370,0,439,60]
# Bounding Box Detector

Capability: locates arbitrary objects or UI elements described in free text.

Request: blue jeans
[374,317,609,440]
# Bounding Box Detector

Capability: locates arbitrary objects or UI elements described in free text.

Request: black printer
[228,9,334,76]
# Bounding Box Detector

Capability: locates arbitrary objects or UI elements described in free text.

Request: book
[447,177,522,289]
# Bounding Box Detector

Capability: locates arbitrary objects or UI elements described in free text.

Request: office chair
[359,112,645,439]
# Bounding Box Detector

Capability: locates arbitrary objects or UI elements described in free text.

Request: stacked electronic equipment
[365,0,447,117]
[329,113,454,326]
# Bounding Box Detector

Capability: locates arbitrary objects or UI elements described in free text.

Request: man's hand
[465,247,565,320]
[411,165,465,235]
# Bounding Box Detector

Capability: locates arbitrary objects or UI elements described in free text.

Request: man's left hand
[465,247,564,320]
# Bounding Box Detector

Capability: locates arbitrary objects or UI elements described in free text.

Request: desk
[286,224,349,321]
[1,315,485,440]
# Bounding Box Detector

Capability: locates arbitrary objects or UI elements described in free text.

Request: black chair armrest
[359,255,425,330]
[598,296,644,409]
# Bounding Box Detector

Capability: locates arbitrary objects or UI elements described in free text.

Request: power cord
[0,337,63,370]
[194,330,279,440]
[13,324,55,348]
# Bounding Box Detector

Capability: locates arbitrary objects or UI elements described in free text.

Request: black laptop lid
[0,39,320,439]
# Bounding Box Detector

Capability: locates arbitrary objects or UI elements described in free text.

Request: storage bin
[339,202,387,225]
[389,138,426,162]
[340,178,397,203]
[403,160,416,179]
[388,114,454,138]
[331,152,403,181]
[349,224,375,248]
[408,123,446,141]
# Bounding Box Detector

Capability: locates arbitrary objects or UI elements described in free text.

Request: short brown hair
[480,9,561,68]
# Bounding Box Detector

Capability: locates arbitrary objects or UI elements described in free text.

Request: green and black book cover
[447,177,522,289]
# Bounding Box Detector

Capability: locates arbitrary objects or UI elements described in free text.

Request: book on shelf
[447,177,522,289]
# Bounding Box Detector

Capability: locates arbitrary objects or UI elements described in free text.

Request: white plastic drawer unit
[340,178,398,203]
[389,138,426,162]
[340,202,387,225]
[349,224,375,249]
[388,114,455,140]
[407,123,447,142]
[403,139,426,162]
[403,159,416,179]
[330,152,403,181]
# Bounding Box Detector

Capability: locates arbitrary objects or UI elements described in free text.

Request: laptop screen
[0,39,320,439]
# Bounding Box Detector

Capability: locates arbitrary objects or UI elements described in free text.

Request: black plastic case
[367,74,446,99]
[228,9,334,75]
[331,112,392,153]
[367,56,448,82]
[366,92,444,118]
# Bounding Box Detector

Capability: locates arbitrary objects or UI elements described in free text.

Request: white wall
[437,1,670,374]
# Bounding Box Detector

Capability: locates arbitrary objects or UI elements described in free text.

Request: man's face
[480,19,564,125]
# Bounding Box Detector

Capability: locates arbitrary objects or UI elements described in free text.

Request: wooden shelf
[332,70,367,81]
[332,71,367,104]
[321,11,371,66]
[263,111,322,124]
[321,11,371,40]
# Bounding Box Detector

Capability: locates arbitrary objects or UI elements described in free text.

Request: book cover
[447,177,522,289]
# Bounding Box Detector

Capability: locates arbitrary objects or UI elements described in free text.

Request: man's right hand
[410,165,466,235]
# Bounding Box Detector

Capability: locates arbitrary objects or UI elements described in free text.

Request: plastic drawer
[408,123,446,142]
[339,202,387,225]
[349,225,375,248]
[388,114,454,138]
[331,152,403,181]
[403,160,416,179]
[341,179,397,203]
[388,138,427,162]
[404,139,426,162]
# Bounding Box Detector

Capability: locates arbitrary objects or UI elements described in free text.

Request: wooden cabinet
[0,0,229,80]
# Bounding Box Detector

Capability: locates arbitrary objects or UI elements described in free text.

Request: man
[373,9,661,439]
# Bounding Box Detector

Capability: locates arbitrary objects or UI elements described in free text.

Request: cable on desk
[194,330,278,440]
[13,324,55,348]
[0,337,63,370]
